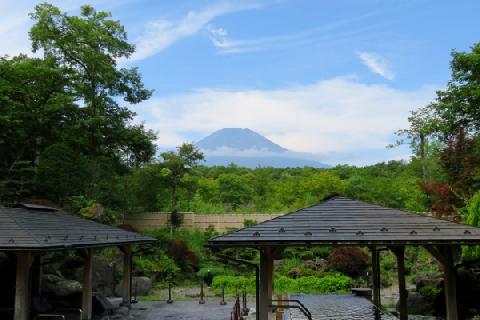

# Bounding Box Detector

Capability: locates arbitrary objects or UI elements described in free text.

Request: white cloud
[140,77,436,165]
[0,0,256,59]
[357,51,395,80]
[129,2,260,61]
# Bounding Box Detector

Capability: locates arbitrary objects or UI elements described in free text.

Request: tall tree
[399,43,480,217]
[161,143,204,214]
[431,43,480,138]
[29,3,155,165]
[0,55,75,203]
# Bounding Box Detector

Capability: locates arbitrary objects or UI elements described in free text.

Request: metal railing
[34,308,82,320]
[271,299,312,320]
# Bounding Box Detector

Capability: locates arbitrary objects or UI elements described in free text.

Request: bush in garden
[310,246,332,259]
[243,219,257,227]
[166,240,199,272]
[134,249,179,282]
[328,246,369,276]
[296,274,352,293]
[196,266,224,278]
[212,274,352,294]
[380,252,396,270]
[275,275,297,293]
[212,275,256,294]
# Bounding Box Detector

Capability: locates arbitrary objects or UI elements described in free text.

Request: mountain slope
[195,128,330,168]
[197,128,287,152]
[203,155,330,168]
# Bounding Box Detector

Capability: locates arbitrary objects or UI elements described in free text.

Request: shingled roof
[0,204,156,250]
[208,197,480,248]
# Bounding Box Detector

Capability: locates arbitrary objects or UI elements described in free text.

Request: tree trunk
[420,132,427,181]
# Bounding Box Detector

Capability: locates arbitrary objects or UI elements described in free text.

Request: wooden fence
[124,212,283,232]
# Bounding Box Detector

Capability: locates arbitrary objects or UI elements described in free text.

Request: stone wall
[124,212,283,232]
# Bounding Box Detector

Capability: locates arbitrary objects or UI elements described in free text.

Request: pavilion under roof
[208,196,480,248]
[0,204,156,250]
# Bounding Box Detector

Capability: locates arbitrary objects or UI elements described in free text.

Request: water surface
[286,294,395,320]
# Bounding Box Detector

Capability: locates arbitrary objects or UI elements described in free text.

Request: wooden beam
[424,245,447,266]
[391,246,407,320]
[370,247,381,307]
[120,246,133,306]
[14,251,33,320]
[81,248,94,320]
[259,247,274,320]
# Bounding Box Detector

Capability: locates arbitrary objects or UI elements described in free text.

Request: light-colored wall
[124,212,283,232]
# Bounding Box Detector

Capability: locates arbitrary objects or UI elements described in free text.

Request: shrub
[299,251,315,261]
[296,275,351,293]
[419,283,442,301]
[212,275,256,293]
[275,275,297,293]
[170,209,184,230]
[196,266,225,279]
[380,252,396,271]
[328,246,369,276]
[134,250,179,282]
[310,246,332,259]
[243,219,258,227]
[166,240,199,272]
[212,273,352,295]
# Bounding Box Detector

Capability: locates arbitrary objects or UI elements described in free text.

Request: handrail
[33,315,65,320]
[271,299,312,320]
[34,308,82,320]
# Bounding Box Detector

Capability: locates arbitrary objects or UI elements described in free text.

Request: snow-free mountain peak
[196,128,287,152]
[195,128,330,168]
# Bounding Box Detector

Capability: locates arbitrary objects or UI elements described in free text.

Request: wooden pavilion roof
[0,204,156,251]
[207,197,480,248]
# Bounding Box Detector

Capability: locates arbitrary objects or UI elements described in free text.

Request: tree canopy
[0,4,155,213]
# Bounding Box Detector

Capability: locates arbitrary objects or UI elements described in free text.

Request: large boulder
[42,274,82,297]
[115,276,152,297]
[397,290,433,315]
[416,273,443,292]
[74,256,116,296]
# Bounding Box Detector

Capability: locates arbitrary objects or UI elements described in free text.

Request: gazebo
[208,196,480,320]
[0,203,157,320]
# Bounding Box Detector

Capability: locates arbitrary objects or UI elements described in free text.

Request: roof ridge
[207,195,344,241]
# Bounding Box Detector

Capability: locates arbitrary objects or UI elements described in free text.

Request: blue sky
[2,0,480,165]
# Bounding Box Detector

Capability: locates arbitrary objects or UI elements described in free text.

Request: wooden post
[199,283,205,304]
[120,246,133,306]
[443,247,458,320]
[81,248,94,320]
[14,251,33,320]
[31,255,42,296]
[392,246,407,320]
[167,283,173,304]
[259,247,274,320]
[424,245,459,320]
[220,285,226,305]
[370,247,381,307]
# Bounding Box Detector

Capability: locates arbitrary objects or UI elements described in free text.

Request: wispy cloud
[139,77,436,165]
[129,2,261,61]
[357,51,395,80]
[207,12,388,54]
